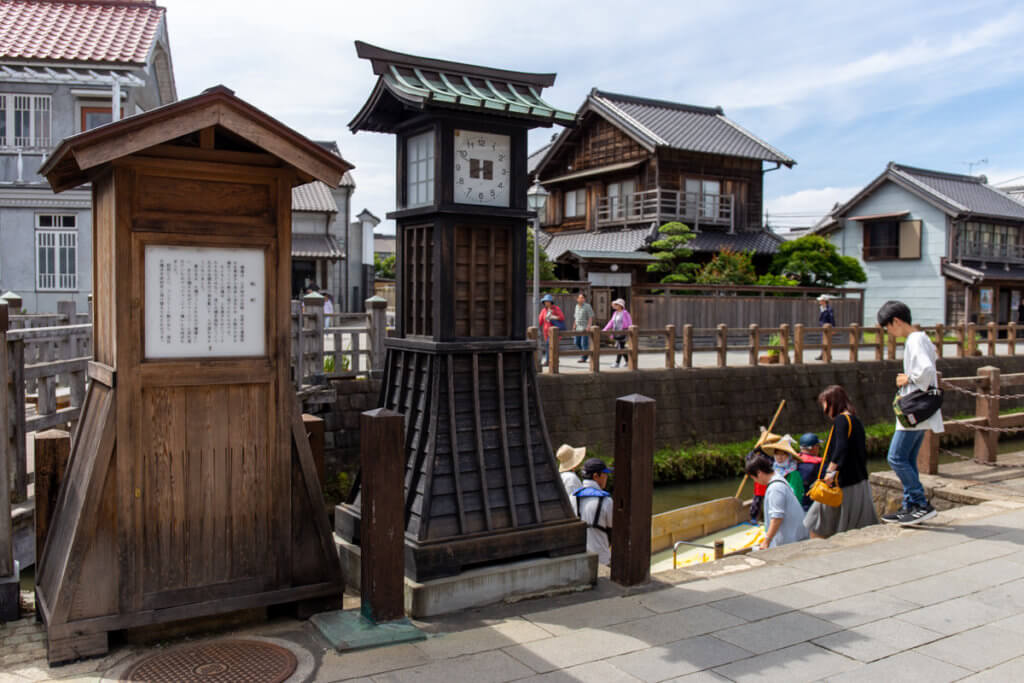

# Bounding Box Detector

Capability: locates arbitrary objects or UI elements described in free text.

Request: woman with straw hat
[556,443,587,501]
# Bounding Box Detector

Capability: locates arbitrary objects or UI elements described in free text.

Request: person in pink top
[538,294,565,367]
[602,298,632,368]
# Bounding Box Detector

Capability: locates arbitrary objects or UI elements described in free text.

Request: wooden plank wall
[631,294,863,331]
[453,225,513,338]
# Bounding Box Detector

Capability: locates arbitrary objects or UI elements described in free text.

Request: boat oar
[734,399,787,499]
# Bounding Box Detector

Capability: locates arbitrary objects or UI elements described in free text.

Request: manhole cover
[122,639,297,683]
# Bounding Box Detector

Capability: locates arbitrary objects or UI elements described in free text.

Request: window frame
[563,188,586,219]
[79,104,125,133]
[0,93,51,149]
[404,130,435,209]
[35,214,78,292]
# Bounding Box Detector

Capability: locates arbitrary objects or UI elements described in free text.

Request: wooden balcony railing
[960,240,1024,263]
[595,188,734,230]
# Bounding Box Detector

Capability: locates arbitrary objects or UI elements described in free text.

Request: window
[606,179,636,218]
[36,215,77,291]
[0,94,51,148]
[564,189,586,218]
[861,218,920,260]
[684,179,723,220]
[963,221,1023,260]
[405,131,434,208]
[80,105,124,132]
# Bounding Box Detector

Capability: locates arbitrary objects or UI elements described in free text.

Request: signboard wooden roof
[41,85,353,193]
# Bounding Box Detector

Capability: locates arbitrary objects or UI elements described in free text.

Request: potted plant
[759,333,783,364]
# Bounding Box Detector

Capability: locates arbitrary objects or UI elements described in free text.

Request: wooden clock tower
[337,42,586,582]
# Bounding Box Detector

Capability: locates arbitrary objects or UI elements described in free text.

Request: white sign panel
[144,245,265,359]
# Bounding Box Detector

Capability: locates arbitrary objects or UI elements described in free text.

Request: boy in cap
[574,457,613,565]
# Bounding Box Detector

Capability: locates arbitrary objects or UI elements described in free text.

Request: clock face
[453,129,511,207]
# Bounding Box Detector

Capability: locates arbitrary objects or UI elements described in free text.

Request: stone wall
[316,377,382,476]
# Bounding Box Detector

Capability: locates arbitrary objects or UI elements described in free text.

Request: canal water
[651,437,1024,514]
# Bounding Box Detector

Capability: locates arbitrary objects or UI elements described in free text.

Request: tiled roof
[590,90,795,166]
[543,227,656,262]
[527,142,551,176]
[292,181,338,213]
[313,140,355,187]
[891,164,1024,221]
[565,249,659,262]
[349,41,575,133]
[0,0,164,65]
[687,230,784,254]
[292,233,343,260]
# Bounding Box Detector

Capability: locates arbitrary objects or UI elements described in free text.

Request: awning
[848,210,910,221]
[565,249,658,263]
[539,159,646,185]
[292,234,344,260]
[944,259,1024,284]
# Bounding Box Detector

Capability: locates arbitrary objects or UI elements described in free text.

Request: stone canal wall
[320,356,1024,473]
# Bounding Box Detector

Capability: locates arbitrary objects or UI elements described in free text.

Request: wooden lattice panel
[453,225,513,338]
[403,224,434,336]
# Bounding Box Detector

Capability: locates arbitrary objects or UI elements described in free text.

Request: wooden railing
[595,188,734,229]
[290,294,388,387]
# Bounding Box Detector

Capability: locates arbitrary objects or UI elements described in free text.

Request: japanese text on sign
[144,245,265,359]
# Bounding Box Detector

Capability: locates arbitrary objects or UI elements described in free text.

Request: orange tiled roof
[0,0,164,65]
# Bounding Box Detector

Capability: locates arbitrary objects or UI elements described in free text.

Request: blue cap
[799,433,820,448]
[540,294,554,303]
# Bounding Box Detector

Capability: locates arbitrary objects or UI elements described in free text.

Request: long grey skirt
[804,479,878,537]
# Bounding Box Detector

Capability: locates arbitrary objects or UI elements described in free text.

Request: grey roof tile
[892,164,1024,221]
[292,181,338,213]
[292,233,344,259]
[543,227,655,261]
[688,230,784,254]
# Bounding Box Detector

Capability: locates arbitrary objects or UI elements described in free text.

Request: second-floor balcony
[960,240,1024,264]
[596,188,735,231]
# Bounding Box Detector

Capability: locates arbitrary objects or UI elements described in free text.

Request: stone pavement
[6,500,1024,682]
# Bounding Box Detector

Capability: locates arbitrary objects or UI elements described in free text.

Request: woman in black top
[804,385,878,538]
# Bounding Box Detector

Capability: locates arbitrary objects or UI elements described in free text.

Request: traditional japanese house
[531,89,795,310]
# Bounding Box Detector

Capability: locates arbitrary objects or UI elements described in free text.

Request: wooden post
[627,325,639,370]
[968,322,978,356]
[714,540,725,560]
[887,328,897,360]
[957,323,966,358]
[359,408,406,623]
[548,327,560,374]
[589,325,600,373]
[303,414,326,486]
[822,323,833,363]
[0,301,12,582]
[849,323,860,362]
[683,324,693,368]
[934,324,945,359]
[987,322,997,356]
[716,324,727,367]
[793,324,804,365]
[34,430,70,579]
[610,394,655,587]
[366,296,388,377]
[918,372,941,475]
[875,326,885,361]
[779,323,790,365]
[665,324,676,369]
[1008,322,1016,356]
[292,300,304,386]
[303,293,326,377]
[56,300,76,391]
[749,324,759,366]
[974,366,1000,464]
[527,326,541,372]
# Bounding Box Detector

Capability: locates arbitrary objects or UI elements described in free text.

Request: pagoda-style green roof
[349,41,576,133]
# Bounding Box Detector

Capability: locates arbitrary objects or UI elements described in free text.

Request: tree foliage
[647,221,699,283]
[374,253,396,279]
[527,229,557,281]
[695,248,757,285]
[770,235,867,287]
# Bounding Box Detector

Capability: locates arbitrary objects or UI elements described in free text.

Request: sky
[163,0,1024,234]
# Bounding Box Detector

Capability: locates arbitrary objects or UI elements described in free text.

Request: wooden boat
[650,496,763,572]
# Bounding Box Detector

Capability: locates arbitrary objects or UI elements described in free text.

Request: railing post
[793,323,804,365]
[968,322,978,356]
[957,323,966,358]
[683,324,693,368]
[303,292,325,380]
[779,323,790,365]
[610,394,655,586]
[919,371,941,475]
[849,323,860,362]
[302,414,326,485]
[749,324,759,366]
[0,301,12,596]
[716,324,727,367]
[874,325,885,361]
[549,327,560,374]
[589,325,601,373]
[887,328,897,360]
[822,323,833,363]
[528,327,544,374]
[934,323,945,359]
[1008,322,1016,356]
[987,322,997,356]
[627,325,639,370]
[974,366,1000,464]
[291,300,303,387]
[665,324,676,369]
[359,408,406,623]
[366,295,388,378]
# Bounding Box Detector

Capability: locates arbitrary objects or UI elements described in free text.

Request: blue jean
[574,334,589,356]
[887,429,927,508]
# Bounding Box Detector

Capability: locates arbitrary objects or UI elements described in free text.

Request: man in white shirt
[574,458,613,565]
[877,301,942,526]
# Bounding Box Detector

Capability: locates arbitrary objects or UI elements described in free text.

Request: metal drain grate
[122,639,298,682]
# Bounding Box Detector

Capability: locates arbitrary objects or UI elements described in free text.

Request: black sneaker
[881,507,910,524]
[577,358,587,363]
[897,503,937,526]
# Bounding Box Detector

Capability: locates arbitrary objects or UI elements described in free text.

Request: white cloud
[764,187,861,227]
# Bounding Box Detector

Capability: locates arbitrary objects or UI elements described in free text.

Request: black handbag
[893,386,943,428]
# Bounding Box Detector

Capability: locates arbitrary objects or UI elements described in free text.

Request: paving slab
[413,618,551,659]
[633,581,741,614]
[957,655,1024,682]
[370,650,533,683]
[914,623,1024,672]
[894,595,1017,635]
[513,660,644,683]
[713,611,841,655]
[606,634,754,682]
[822,650,971,683]
[811,617,944,662]
[803,591,920,628]
[316,642,431,680]
[614,604,746,646]
[520,595,655,636]
[502,627,649,673]
[708,584,824,621]
[712,642,860,683]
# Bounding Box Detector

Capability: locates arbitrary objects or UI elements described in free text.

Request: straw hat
[556,444,587,473]
[758,432,800,459]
